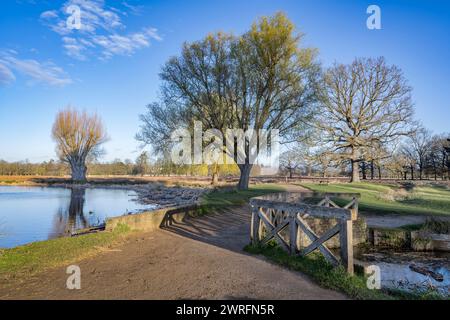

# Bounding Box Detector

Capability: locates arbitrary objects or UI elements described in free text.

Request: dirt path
[0,185,345,300]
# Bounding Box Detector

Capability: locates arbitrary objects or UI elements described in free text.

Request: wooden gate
[250,192,359,274]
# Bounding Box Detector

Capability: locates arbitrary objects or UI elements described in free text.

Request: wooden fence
[249,192,360,274]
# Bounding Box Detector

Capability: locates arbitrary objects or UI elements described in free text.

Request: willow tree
[137,13,320,190]
[52,108,107,183]
[317,57,414,183]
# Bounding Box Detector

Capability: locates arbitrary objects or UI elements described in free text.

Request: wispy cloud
[0,63,16,85]
[40,10,59,19]
[0,50,72,87]
[40,0,162,60]
[92,27,162,59]
[41,0,123,35]
[121,1,145,16]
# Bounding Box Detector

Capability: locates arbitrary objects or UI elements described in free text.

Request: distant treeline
[0,158,243,177]
[279,135,450,181]
[0,160,68,176]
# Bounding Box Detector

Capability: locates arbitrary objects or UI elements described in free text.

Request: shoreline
[0,180,210,209]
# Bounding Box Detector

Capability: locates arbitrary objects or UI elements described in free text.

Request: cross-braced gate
[250,192,359,274]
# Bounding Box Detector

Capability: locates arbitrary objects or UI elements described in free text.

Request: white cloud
[40,0,123,35]
[92,28,162,59]
[40,10,59,19]
[0,51,72,87]
[40,0,161,60]
[62,37,88,60]
[121,2,144,16]
[143,27,163,42]
[0,63,16,85]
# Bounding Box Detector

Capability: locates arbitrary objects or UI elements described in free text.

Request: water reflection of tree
[50,188,89,238]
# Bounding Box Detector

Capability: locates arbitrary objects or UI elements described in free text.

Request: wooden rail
[250,192,359,274]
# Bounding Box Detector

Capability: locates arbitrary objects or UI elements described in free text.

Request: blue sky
[0,0,449,163]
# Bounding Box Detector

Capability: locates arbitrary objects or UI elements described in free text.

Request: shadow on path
[160,205,252,253]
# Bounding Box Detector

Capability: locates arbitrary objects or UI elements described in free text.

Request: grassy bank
[244,243,445,300]
[301,183,450,216]
[199,183,285,213]
[0,224,131,280]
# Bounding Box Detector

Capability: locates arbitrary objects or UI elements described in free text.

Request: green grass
[0,224,131,280]
[301,183,450,216]
[244,243,445,300]
[199,184,285,214]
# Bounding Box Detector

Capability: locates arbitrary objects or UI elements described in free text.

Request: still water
[0,186,155,248]
[356,249,450,296]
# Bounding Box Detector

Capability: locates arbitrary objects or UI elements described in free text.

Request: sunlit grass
[0,224,132,280]
[301,183,450,216]
[199,184,285,213]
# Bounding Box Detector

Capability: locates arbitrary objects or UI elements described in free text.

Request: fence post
[296,213,303,250]
[340,219,354,275]
[324,196,330,207]
[289,211,297,254]
[251,206,261,245]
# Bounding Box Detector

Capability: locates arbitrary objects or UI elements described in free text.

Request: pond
[0,186,156,248]
[356,248,450,296]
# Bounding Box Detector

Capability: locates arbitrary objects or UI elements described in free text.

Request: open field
[301,182,450,217]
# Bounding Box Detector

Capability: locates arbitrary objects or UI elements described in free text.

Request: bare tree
[280,150,302,179]
[314,151,335,178]
[408,127,432,180]
[427,135,445,180]
[133,151,150,176]
[52,108,107,183]
[363,142,390,179]
[386,151,409,179]
[317,57,414,182]
[401,143,417,180]
[428,135,450,180]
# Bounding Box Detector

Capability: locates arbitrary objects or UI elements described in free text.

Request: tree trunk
[307,165,312,177]
[370,160,375,180]
[211,164,219,186]
[70,161,87,183]
[410,166,414,180]
[350,160,360,183]
[289,168,293,179]
[211,172,219,185]
[238,164,252,190]
[361,162,367,180]
[378,166,382,180]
